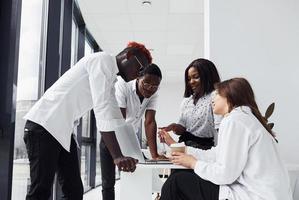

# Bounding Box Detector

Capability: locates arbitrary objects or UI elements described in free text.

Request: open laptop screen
[114,123,172,164]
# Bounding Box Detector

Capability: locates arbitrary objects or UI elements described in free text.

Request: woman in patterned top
[159,58,221,149]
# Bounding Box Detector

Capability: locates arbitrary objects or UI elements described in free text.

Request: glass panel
[81,145,91,190]
[70,19,78,66]
[11,0,46,199]
[95,132,102,185]
[81,112,91,137]
[85,40,93,56]
[79,40,93,138]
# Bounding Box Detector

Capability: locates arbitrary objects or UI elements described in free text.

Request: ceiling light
[142,0,152,6]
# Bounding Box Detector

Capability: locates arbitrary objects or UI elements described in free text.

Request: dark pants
[100,138,116,200]
[179,131,214,150]
[24,120,83,200]
[161,170,219,200]
[170,132,214,174]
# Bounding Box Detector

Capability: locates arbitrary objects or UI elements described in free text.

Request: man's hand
[170,152,197,169]
[114,156,138,172]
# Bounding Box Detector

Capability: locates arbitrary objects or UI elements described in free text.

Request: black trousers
[161,170,219,200]
[100,138,116,200]
[179,131,214,150]
[24,120,83,200]
[171,132,214,175]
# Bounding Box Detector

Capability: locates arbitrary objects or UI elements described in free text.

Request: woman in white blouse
[159,58,221,150]
[160,78,292,200]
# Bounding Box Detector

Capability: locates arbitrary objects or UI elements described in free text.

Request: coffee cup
[170,143,186,154]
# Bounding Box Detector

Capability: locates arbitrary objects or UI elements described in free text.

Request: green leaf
[265,103,275,119]
[268,123,274,130]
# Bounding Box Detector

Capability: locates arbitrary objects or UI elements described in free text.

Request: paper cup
[170,143,186,153]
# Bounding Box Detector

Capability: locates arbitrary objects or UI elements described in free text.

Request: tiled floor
[83,181,120,200]
[83,181,160,200]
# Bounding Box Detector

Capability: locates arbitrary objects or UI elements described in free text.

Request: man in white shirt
[23,42,152,200]
[100,63,164,200]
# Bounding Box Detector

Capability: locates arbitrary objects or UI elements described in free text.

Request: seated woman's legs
[161,170,219,200]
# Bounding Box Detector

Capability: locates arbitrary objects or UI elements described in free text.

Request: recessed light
[142,0,152,6]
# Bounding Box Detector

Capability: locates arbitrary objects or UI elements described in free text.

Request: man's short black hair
[139,63,162,79]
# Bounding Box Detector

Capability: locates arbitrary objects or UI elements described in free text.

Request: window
[80,40,94,190]
[96,130,102,185]
[81,145,91,190]
[82,112,91,137]
[8,0,101,198]
[70,18,78,67]
[85,39,94,55]
[84,40,103,185]
[11,0,48,199]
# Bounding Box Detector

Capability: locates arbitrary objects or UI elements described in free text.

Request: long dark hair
[215,78,274,137]
[184,58,220,103]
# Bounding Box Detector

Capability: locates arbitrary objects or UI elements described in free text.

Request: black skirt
[178,131,214,150]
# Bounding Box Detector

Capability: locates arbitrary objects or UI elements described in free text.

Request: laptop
[114,123,172,164]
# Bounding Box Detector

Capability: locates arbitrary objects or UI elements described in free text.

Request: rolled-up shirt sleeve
[146,93,158,111]
[86,54,125,132]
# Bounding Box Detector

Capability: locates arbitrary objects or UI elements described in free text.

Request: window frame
[0,0,22,199]
[1,0,102,198]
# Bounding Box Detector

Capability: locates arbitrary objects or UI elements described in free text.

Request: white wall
[155,79,185,128]
[208,0,299,163]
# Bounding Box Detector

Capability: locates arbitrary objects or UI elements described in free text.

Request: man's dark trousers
[100,138,116,200]
[24,120,83,200]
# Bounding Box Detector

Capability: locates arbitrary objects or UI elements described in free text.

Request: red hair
[127,41,152,64]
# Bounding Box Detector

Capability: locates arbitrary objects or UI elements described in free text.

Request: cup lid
[170,142,185,148]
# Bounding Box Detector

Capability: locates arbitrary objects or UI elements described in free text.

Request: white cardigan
[187,106,293,200]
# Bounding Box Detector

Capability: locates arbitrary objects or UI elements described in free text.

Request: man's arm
[144,110,160,159]
[101,131,138,172]
[86,55,138,172]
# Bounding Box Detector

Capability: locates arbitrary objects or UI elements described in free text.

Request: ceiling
[77,0,205,81]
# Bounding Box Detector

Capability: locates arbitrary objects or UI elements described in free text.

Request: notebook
[114,123,172,164]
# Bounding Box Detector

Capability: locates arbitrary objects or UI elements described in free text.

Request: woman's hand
[170,152,197,169]
[158,129,176,146]
[159,123,176,132]
[152,154,168,160]
[159,123,186,135]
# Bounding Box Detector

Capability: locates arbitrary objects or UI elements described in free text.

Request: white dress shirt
[24,52,125,151]
[187,106,292,200]
[114,77,158,135]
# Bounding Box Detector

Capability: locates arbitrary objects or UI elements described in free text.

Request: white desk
[120,164,185,200]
